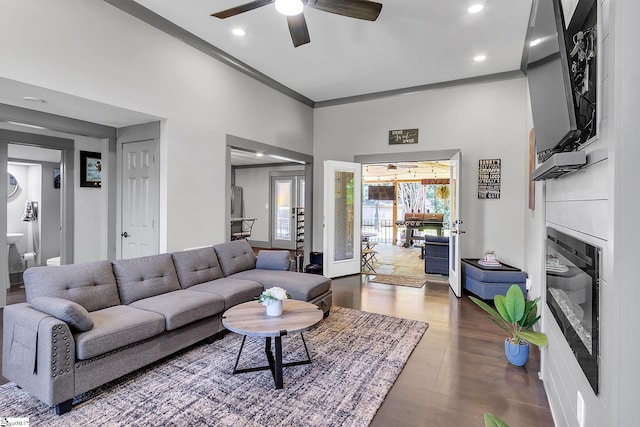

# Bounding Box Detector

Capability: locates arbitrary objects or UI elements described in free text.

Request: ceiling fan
[211,0,383,48]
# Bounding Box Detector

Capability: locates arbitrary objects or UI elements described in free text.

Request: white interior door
[448,151,464,297]
[323,160,361,278]
[121,139,159,259]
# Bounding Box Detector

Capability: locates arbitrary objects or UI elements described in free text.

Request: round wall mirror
[7,173,18,198]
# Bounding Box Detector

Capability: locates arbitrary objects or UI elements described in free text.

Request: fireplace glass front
[546,227,600,394]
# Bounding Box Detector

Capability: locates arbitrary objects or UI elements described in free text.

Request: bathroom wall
[38,161,61,266]
[7,164,29,256]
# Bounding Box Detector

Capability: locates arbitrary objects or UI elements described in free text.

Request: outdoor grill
[395,212,444,247]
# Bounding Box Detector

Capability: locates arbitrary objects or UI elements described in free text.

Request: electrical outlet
[526,278,532,291]
[577,390,585,427]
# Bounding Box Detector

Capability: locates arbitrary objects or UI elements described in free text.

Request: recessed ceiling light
[232,28,246,37]
[256,152,264,157]
[474,55,487,62]
[530,38,542,47]
[468,4,484,14]
[23,96,46,103]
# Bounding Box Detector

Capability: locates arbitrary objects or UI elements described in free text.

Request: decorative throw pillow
[256,250,291,271]
[31,296,94,332]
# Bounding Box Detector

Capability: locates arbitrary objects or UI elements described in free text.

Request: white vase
[266,300,283,316]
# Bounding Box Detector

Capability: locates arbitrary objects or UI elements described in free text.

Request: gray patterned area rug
[0,307,428,426]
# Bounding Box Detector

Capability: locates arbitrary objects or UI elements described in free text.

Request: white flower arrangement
[258,287,291,306]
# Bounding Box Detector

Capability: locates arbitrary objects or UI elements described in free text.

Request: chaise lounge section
[2,240,331,414]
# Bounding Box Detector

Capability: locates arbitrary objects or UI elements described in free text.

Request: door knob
[121,232,129,238]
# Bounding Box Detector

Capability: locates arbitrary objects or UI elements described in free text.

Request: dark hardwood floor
[332,273,554,427]
[0,245,554,426]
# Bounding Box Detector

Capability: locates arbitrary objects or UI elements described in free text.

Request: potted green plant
[469,284,548,366]
[484,413,510,427]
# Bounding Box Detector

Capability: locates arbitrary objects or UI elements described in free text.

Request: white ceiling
[132,0,534,103]
[1,1,534,167]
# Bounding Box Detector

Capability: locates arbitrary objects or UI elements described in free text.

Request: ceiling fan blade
[211,0,273,19]
[307,0,382,21]
[287,14,311,47]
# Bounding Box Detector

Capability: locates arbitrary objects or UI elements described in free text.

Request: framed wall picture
[478,159,501,199]
[80,151,102,188]
[388,129,418,145]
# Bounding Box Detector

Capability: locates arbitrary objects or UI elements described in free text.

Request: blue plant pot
[504,339,530,366]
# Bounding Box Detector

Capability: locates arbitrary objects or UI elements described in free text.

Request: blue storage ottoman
[463,261,527,300]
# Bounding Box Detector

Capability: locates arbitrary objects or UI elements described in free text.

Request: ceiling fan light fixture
[468,4,484,14]
[275,0,304,16]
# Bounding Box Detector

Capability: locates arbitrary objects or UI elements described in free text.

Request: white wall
[0,0,314,252]
[73,136,108,263]
[313,78,530,267]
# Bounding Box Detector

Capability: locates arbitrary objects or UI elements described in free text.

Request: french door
[323,160,362,278]
[448,151,464,297]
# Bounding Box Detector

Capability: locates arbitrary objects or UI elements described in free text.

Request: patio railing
[362,219,395,244]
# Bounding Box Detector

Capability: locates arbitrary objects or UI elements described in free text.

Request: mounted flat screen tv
[367,185,395,201]
[527,0,597,162]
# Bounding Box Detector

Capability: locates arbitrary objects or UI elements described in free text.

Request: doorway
[7,145,63,287]
[1,130,74,298]
[270,172,304,250]
[225,135,314,264]
[117,123,161,259]
[360,160,451,277]
[342,149,464,296]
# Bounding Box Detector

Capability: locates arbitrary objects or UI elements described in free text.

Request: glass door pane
[333,171,355,261]
[274,179,292,241]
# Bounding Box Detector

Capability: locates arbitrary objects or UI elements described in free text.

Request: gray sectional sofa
[2,239,332,415]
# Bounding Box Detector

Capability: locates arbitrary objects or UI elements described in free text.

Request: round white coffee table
[222,299,324,389]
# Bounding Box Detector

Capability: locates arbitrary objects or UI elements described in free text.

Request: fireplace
[546,227,601,394]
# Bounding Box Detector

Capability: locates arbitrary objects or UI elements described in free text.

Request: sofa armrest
[2,303,76,407]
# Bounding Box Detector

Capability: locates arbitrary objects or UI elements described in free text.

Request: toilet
[46,256,61,266]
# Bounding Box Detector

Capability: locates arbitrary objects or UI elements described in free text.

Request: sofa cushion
[75,305,166,360]
[31,296,94,332]
[256,250,290,271]
[213,240,256,277]
[171,247,223,289]
[188,277,263,309]
[112,254,181,305]
[230,270,331,301]
[23,260,121,312]
[129,290,224,331]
